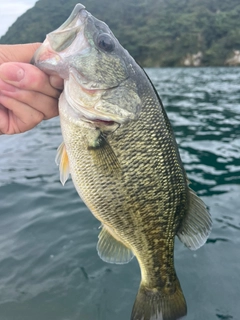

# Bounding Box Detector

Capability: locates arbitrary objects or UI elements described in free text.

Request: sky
[0,0,37,38]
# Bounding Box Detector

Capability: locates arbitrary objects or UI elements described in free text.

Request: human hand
[0,43,63,135]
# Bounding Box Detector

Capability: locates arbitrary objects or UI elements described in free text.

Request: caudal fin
[131,280,187,320]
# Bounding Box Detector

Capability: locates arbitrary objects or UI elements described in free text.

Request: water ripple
[0,68,240,319]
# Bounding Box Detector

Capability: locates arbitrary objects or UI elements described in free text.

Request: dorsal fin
[177,187,212,250]
[55,142,70,186]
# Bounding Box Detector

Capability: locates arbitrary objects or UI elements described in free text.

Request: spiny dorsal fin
[97,225,134,264]
[177,187,212,250]
[55,141,70,186]
[88,134,121,177]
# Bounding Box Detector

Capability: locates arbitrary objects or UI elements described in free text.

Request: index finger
[0,43,41,64]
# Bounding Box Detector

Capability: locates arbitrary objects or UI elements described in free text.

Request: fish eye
[97,33,115,52]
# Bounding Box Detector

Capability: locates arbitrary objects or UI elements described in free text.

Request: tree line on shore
[1,0,240,67]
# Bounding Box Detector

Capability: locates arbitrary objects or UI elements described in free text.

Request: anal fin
[97,225,134,264]
[177,187,212,250]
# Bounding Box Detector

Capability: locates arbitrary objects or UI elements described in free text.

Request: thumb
[0,43,41,64]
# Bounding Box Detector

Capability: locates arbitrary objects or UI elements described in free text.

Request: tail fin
[131,280,187,320]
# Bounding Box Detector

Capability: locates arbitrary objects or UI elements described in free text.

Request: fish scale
[60,73,190,319]
[60,76,187,290]
[33,4,212,320]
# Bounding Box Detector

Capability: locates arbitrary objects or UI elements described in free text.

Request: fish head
[33,3,142,128]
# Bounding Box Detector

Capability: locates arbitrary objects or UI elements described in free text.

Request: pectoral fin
[177,188,212,250]
[55,142,70,186]
[97,225,134,264]
[88,134,121,177]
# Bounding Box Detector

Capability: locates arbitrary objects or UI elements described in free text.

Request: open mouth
[33,4,89,75]
[57,4,87,32]
[47,6,88,53]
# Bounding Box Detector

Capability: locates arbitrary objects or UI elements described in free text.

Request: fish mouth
[32,4,90,77]
[33,4,136,128]
[56,4,86,32]
[47,3,88,52]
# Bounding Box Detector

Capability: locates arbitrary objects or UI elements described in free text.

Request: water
[0,67,239,320]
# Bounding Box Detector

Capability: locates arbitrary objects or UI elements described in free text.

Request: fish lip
[32,41,60,65]
[45,5,89,55]
[57,4,86,31]
[33,5,90,77]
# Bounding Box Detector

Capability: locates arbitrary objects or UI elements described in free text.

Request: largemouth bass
[33,4,212,320]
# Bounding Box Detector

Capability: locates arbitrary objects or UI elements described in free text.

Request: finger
[0,62,61,98]
[0,104,9,135]
[0,95,45,134]
[0,86,59,120]
[0,78,16,92]
[49,75,64,90]
[0,43,41,64]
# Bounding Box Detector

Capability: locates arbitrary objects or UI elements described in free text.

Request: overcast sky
[0,0,37,38]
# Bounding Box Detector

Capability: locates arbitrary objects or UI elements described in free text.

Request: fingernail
[0,63,25,82]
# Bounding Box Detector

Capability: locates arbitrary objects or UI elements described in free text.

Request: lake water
[0,67,239,320]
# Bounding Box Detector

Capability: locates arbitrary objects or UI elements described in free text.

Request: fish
[32,4,212,320]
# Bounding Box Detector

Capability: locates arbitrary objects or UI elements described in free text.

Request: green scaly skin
[60,67,188,299]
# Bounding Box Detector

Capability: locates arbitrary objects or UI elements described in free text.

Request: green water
[0,67,239,320]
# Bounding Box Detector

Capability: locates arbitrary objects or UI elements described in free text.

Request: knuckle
[0,51,9,64]
[31,111,44,125]
[22,65,48,90]
[32,71,47,88]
